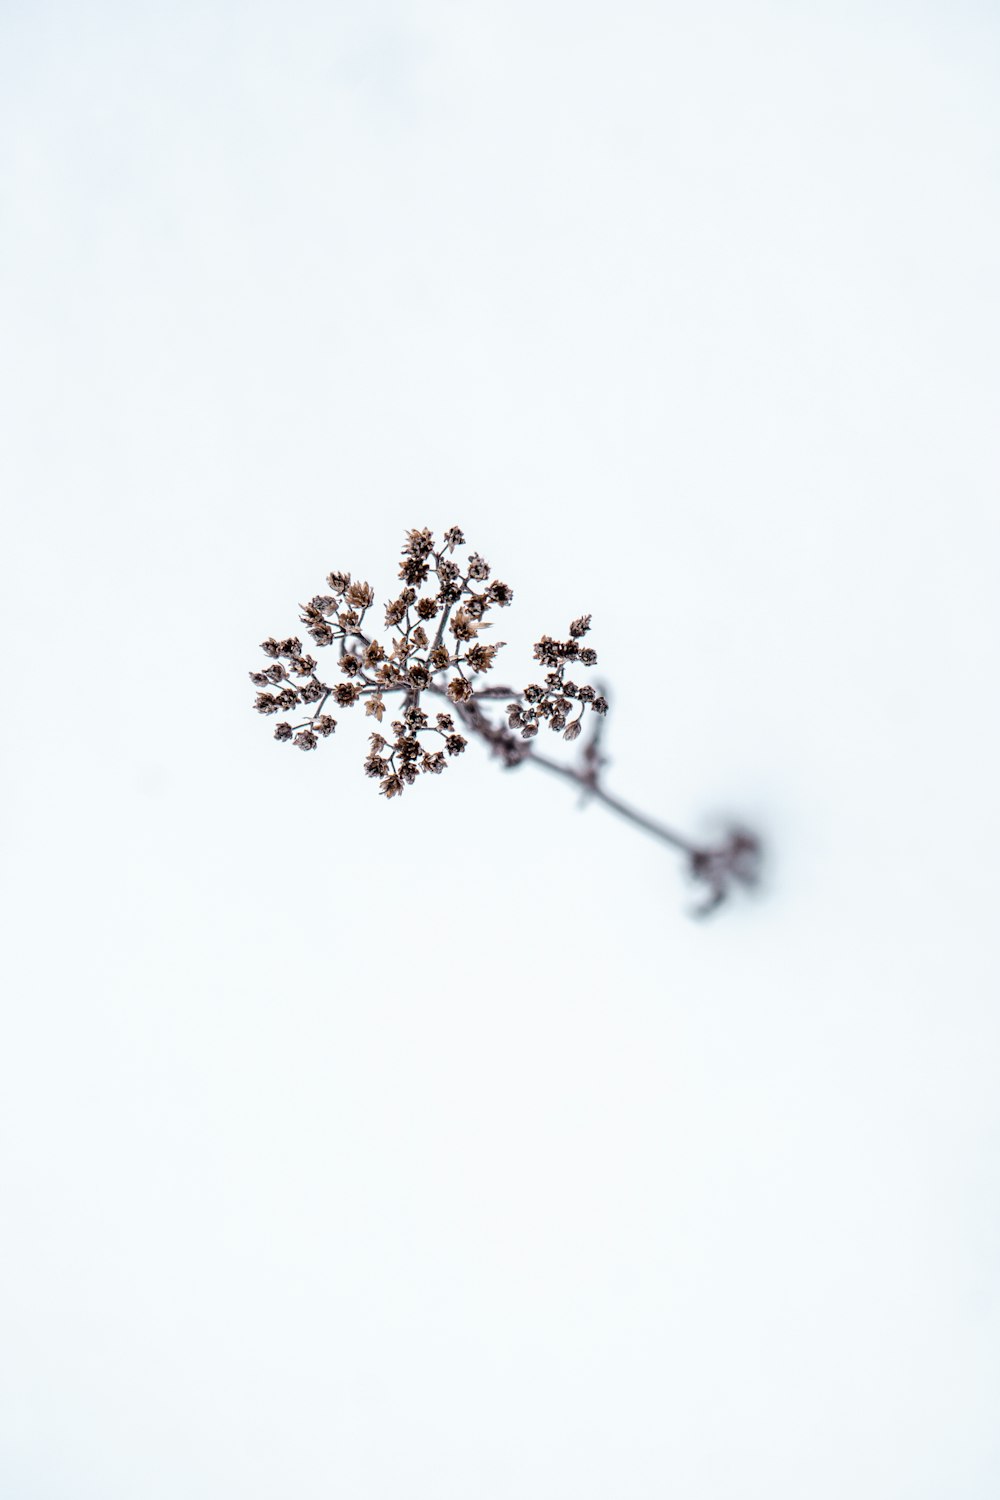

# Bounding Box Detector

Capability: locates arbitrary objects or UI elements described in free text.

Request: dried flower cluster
[508,615,608,744]
[250,526,761,914]
[250,526,607,799]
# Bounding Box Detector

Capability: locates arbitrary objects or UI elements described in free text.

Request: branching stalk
[251,526,761,916]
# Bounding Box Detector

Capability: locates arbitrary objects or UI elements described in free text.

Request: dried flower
[450,608,479,642]
[533,637,562,668]
[465,642,501,673]
[248,526,760,912]
[399,557,429,586]
[403,527,434,559]
[447,676,473,703]
[346,580,374,609]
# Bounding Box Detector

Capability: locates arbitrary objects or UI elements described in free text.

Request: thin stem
[432,602,453,652]
[524,750,699,856]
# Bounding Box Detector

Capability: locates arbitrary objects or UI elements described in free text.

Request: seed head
[447,676,473,703]
[250,525,606,798]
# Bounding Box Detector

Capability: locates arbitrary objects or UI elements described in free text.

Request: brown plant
[250,526,761,915]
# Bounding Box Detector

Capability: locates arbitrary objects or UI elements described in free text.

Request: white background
[2,2,999,1495]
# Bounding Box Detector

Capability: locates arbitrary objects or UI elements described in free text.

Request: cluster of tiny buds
[249,526,605,799]
[506,615,608,743]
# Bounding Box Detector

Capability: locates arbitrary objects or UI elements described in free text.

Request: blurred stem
[524,750,698,855]
[434,680,761,914]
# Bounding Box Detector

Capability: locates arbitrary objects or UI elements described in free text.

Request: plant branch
[256,529,761,915]
[523,749,698,854]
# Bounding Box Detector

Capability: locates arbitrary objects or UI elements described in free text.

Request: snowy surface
[2,3,999,1496]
